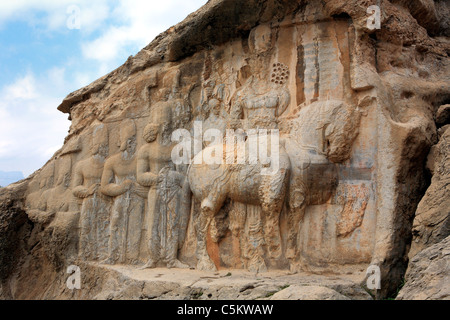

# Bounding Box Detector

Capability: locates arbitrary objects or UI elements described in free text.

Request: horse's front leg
[286,206,306,270]
[195,194,226,271]
[286,184,307,272]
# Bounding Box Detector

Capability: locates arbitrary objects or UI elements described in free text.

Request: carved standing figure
[138,108,191,269]
[73,124,110,261]
[101,119,146,265]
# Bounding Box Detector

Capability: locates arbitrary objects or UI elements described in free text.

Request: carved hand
[73,186,91,199]
[122,179,134,192]
[88,183,100,196]
[132,183,149,198]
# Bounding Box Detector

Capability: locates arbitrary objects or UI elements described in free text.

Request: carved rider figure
[230,62,290,130]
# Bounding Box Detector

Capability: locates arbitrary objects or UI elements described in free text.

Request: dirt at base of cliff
[1,262,373,300]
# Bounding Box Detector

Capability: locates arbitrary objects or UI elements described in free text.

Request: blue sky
[0,0,207,178]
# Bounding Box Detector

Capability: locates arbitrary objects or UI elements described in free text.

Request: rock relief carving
[283,100,362,270]
[100,119,147,265]
[138,108,191,269]
[73,124,110,261]
[188,62,293,271]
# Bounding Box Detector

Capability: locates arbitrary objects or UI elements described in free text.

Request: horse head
[319,100,362,163]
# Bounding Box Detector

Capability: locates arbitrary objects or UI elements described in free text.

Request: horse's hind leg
[286,204,306,272]
[261,200,283,262]
[195,194,226,271]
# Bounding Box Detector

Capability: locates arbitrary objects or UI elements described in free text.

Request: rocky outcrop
[397,236,450,300]
[410,126,450,257]
[4,262,371,300]
[0,181,30,281]
[269,285,351,300]
[399,93,450,301]
[1,0,449,300]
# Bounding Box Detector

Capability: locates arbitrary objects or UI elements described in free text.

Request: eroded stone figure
[230,63,290,129]
[37,156,77,216]
[284,100,362,269]
[189,95,363,272]
[73,124,110,261]
[203,85,228,144]
[101,119,147,264]
[26,162,55,225]
[188,63,293,271]
[138,109,191,269]
[36,156,80,268]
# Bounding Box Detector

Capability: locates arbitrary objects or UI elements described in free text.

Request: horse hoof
[285,247,296,260]
[268,249,282,261]
[197,258,217,271]
[288,261,300,274]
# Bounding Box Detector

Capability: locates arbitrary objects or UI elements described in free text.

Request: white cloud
[0,72,70,177]
[3,74,38,101]
[81,0,207,71]
[0,0,208,176]
[0,0,111,34]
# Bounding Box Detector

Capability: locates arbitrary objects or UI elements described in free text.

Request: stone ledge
[63,263,372,300]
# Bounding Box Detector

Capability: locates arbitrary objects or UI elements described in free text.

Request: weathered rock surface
[269,285,351,300]
[410,126,450,257]
[1,0,450,300]
[3,262,371,300]
[397,236,450,300]
[436,104,450,126]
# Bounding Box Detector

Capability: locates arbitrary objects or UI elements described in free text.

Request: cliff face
[0,0,449,300]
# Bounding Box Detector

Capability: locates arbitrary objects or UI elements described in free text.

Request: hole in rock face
[331,12,352,21]
[401,91,415,99]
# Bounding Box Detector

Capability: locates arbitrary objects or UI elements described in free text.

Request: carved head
[91,124,109,157]
[158,69,181,101]
[322,102,362,163]
[149,106,173,144]
[39,162,55,190]
[54,156,72,188]
[208,98,221,116]
[119,119,137,154]
[158,87,171,102]
[249,24,272,54]
[143,123,159,143]
[202,80,216,102]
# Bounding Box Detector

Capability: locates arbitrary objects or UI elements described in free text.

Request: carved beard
[92,143,108,157]
[143,127,158,144]
[120,137,136,154]
[144,134,157,144]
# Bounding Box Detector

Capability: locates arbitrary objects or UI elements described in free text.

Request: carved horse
[188,99,362,271]
[283,100,362,268]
